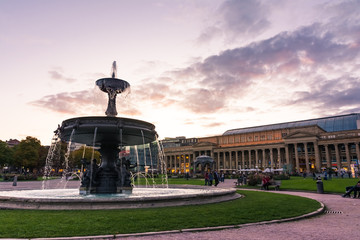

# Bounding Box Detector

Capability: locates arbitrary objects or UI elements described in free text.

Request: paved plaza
[0,179,359,240]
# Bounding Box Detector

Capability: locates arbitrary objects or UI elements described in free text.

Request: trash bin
[316,177,323,194]
[12,176,17,186]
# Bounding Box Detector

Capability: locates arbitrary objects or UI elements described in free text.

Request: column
[294,143,300,173]
[277,147,281,169]
[335,144,341,170]
[235,151,239,171]
[174,155,178,173]
[314,142,321,172]
[242,150,245,169]
[270,148,274,169]
[324,144,331,168]
[191,154,195,174]
[262,149,266,168]
[255,149,259,168]
[170,155,172,173]
[356,143,360,165]
[304,142,310,173]
[285,145,290,166]
[345,143,351,168]
[183,154,186,173]
[249,150,253,168]
[223,151,226,170]
[217,152,221,171]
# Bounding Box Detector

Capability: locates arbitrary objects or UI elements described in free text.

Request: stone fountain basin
[0,186,240,210]
[96,78,130,93]
[60,116,157,146]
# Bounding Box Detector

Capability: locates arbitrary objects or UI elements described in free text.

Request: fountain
[59,62,157,194]
[0,62,239,209]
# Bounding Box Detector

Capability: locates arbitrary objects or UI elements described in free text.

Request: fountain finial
[111,61,117,78]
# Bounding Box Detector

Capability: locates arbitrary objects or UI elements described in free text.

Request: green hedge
[2,174,39,181]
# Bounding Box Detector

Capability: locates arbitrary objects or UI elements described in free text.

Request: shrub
[247,174,262,186]
[273,174,290,180]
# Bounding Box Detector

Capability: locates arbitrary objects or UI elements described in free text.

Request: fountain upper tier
[95,77,130,117]
[96,78,130,94]
[60,116,157,146]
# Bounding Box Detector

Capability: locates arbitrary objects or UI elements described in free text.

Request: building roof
[6,139,20,147]
[223,113,360,136]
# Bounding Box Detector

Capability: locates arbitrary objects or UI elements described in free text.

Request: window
[267,135,273,140]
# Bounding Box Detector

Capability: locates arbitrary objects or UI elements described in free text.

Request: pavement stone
[124,180,359,240]
[1,179,358,240]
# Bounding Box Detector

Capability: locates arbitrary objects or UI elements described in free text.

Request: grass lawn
[237,176,358,194]
[0,190,320,238]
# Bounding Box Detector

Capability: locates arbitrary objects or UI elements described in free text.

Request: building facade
[163,113,360,174]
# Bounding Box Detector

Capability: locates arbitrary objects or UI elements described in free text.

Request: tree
[0,140,14,168]
[13,136,42,172]
[69,146,100,169]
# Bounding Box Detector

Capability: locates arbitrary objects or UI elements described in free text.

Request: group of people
[261,174,272,190]
[204,170,220,186]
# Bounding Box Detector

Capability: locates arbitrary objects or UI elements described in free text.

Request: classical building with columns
[163,113,360,174]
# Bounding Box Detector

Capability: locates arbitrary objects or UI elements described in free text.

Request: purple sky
[1,0,360,145]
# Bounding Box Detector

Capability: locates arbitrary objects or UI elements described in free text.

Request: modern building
[163,113,360,174]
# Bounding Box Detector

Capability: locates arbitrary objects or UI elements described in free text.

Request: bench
[234,178,245,186]
[258,180,281,190]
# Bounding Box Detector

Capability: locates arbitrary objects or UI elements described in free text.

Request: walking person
[214,170,220,186]
[208,172,213,186]
[204,172,209,186]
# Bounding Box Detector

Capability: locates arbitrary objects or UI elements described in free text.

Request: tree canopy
[13,136,46,171]
[0,140,14,167]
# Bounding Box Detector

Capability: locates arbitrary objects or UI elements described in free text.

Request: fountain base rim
[0,187,240,210]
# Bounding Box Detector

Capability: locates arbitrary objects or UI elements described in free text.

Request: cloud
[288,76,360,114]
[29,90,96,115]
[198,0,271,43]
[174,0,360,116]
[181,88,225,113]
[30,0,360,126]
[48,70,76,83]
